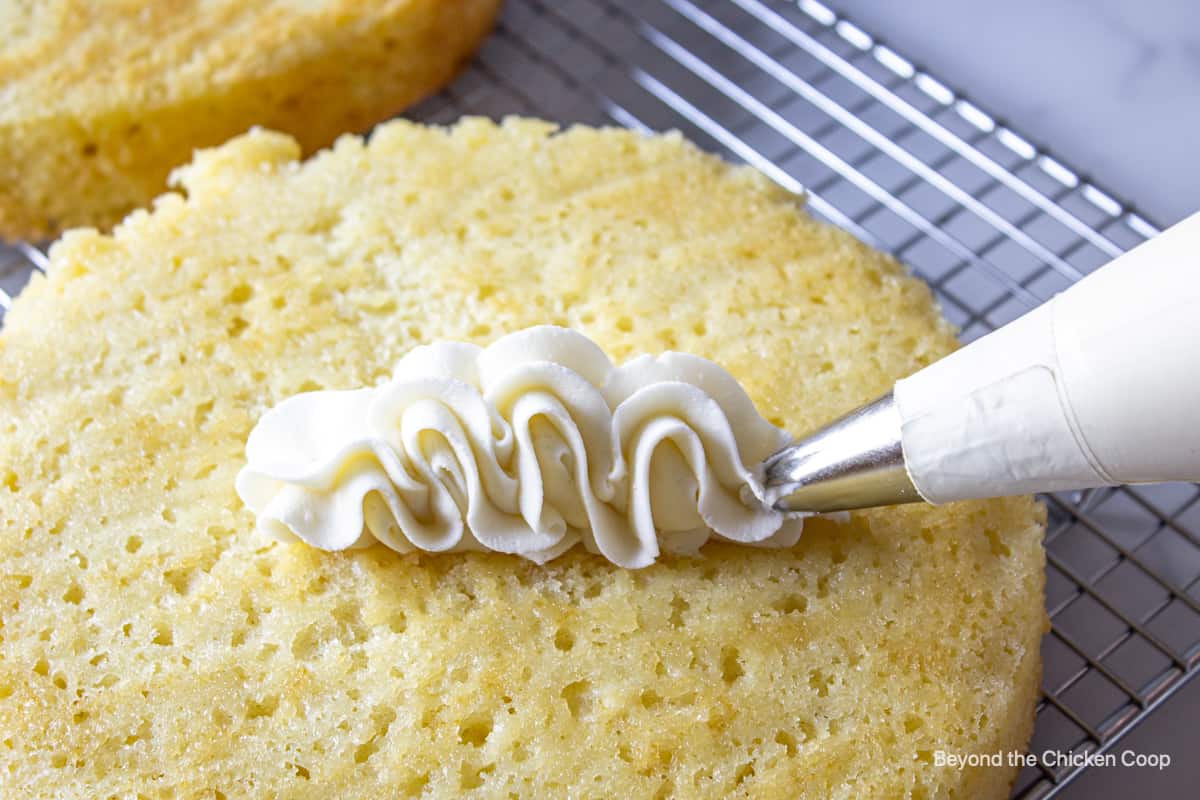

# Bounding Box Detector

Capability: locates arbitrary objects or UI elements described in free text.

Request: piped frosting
[235,326,804,568]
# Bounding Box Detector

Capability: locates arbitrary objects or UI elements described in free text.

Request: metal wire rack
[2,1,1197,796]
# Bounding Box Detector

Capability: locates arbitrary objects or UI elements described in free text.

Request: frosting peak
[236,326,805,567]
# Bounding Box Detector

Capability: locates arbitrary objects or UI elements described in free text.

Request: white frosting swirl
[235,326,805,567]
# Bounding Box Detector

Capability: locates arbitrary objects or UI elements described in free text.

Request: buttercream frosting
[236,326,805,567]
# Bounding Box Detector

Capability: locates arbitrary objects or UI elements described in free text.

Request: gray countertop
[827,0,1200,228]
[825,2,1199,797]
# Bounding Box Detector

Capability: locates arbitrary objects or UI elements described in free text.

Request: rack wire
[2,1,1196,796]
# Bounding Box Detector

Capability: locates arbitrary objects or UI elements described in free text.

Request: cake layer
[0,0,501,239]
[0,118,1045,799]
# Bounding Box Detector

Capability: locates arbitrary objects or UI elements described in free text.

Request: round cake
[0,0,501,240]
[0,118,1046,798]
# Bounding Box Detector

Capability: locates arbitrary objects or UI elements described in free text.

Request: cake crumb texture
[0,0,500,240]
[0,118,1045,798]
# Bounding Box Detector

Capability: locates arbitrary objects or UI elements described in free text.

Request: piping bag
[762,210,1200,514]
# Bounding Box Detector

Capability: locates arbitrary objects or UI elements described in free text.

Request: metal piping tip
[761,392,923,513]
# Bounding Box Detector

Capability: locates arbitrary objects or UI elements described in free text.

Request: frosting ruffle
[236,326,805,567]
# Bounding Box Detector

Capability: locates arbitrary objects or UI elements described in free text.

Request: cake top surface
[0,0,398,118]
[0,117,1045,799]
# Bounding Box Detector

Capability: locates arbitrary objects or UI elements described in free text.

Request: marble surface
[827,0,1200,227]
[823,4,1200,797]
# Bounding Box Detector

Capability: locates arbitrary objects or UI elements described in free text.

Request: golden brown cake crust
[0,0,501,240]
[0,119,1045,798]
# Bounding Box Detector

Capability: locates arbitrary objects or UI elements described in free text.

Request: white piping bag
[763,211,1200,512]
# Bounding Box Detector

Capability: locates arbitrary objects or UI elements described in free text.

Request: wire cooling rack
[2,1,1197,796]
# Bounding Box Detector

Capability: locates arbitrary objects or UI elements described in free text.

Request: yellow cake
[0,118,1046,798]
[0,0,501,241]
